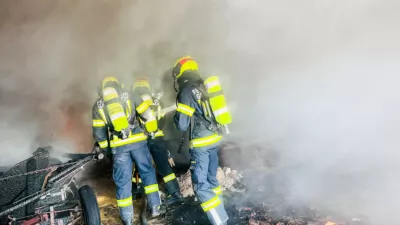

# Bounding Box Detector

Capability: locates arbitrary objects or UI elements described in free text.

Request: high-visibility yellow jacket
[133,87,165,140]
[92,90,157,149]
[174,81,222,150]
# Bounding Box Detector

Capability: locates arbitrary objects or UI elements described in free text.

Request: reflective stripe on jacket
[174,85,222,149]
[92,90,157,149]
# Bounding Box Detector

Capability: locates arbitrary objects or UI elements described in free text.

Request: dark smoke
[0,0,399,224]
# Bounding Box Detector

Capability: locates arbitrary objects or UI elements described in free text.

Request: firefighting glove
[167,150,175,167]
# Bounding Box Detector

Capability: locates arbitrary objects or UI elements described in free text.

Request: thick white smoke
[0,0,399,223]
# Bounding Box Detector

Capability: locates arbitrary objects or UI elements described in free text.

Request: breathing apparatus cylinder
[203,76,232,131]
[143,110,157,139]
[102,87,131,139]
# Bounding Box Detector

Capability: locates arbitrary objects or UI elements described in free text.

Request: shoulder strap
[190,84,219,132]
[120,91,133,121]
[196,83,209,101]
[192,84,214,120]
[97,99,111,125]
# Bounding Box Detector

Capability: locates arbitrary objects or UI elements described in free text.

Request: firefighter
[171,57,229,225]
[132,77,184,206]
[92,76,166,225]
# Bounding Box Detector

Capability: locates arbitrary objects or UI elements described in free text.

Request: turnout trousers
[132,138,180,197]
[148,137,180,195]
[190,146,229,225]
[112,142,161,223]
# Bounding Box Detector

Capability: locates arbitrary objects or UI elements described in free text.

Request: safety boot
[149,204,166,217]
[165,191,184,206]
[122,219,133,225]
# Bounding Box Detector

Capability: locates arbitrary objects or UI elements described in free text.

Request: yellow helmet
[97,76,120,97]
[102,76,119,88]
[172,56,199,79]
[133,77,151,91]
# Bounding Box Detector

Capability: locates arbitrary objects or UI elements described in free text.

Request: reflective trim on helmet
[190,134,222,148]
[133,78,151,90]
[174,56,193,67]
[173,56,198,79]
[102,76,119,89]
[176,103,195,116]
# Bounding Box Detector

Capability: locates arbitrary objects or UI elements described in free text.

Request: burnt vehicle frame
[0,147,103,225]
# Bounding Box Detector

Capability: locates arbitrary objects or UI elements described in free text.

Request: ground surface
[78,153,370,225]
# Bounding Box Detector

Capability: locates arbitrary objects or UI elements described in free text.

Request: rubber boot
[149,205,166,217]
[122,219,133,225]
[164,180,183,206]
[132,181,144,200]
[165,191,184,206]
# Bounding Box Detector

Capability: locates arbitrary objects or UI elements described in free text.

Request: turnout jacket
[134,87,165,139]
[92,90,156,149]
[174,84,222,150]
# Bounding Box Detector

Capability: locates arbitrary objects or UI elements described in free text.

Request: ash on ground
[82,160,370,225]
[164,167,370,225]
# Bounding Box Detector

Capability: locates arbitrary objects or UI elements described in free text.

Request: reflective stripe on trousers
[117,196,132,207]
[163,173,176,183]
[112,143,161,214]
[148,137,181,195]
[190,147,229,225]
[144,184,159,194]
[212,186,222,195]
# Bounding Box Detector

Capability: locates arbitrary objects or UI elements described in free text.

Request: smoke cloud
[0,0,399,224]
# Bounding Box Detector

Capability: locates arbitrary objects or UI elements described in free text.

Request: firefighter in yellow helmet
[92,76,166,224]
[132,77,184,206]
[171,57,229,225]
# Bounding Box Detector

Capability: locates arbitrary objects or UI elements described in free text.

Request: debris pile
[84,159,369,225]
[178,166,242,197]
[217,167,243,192]
[236,204,311,225]
[177,170,194,198]
[226,196,367,225]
